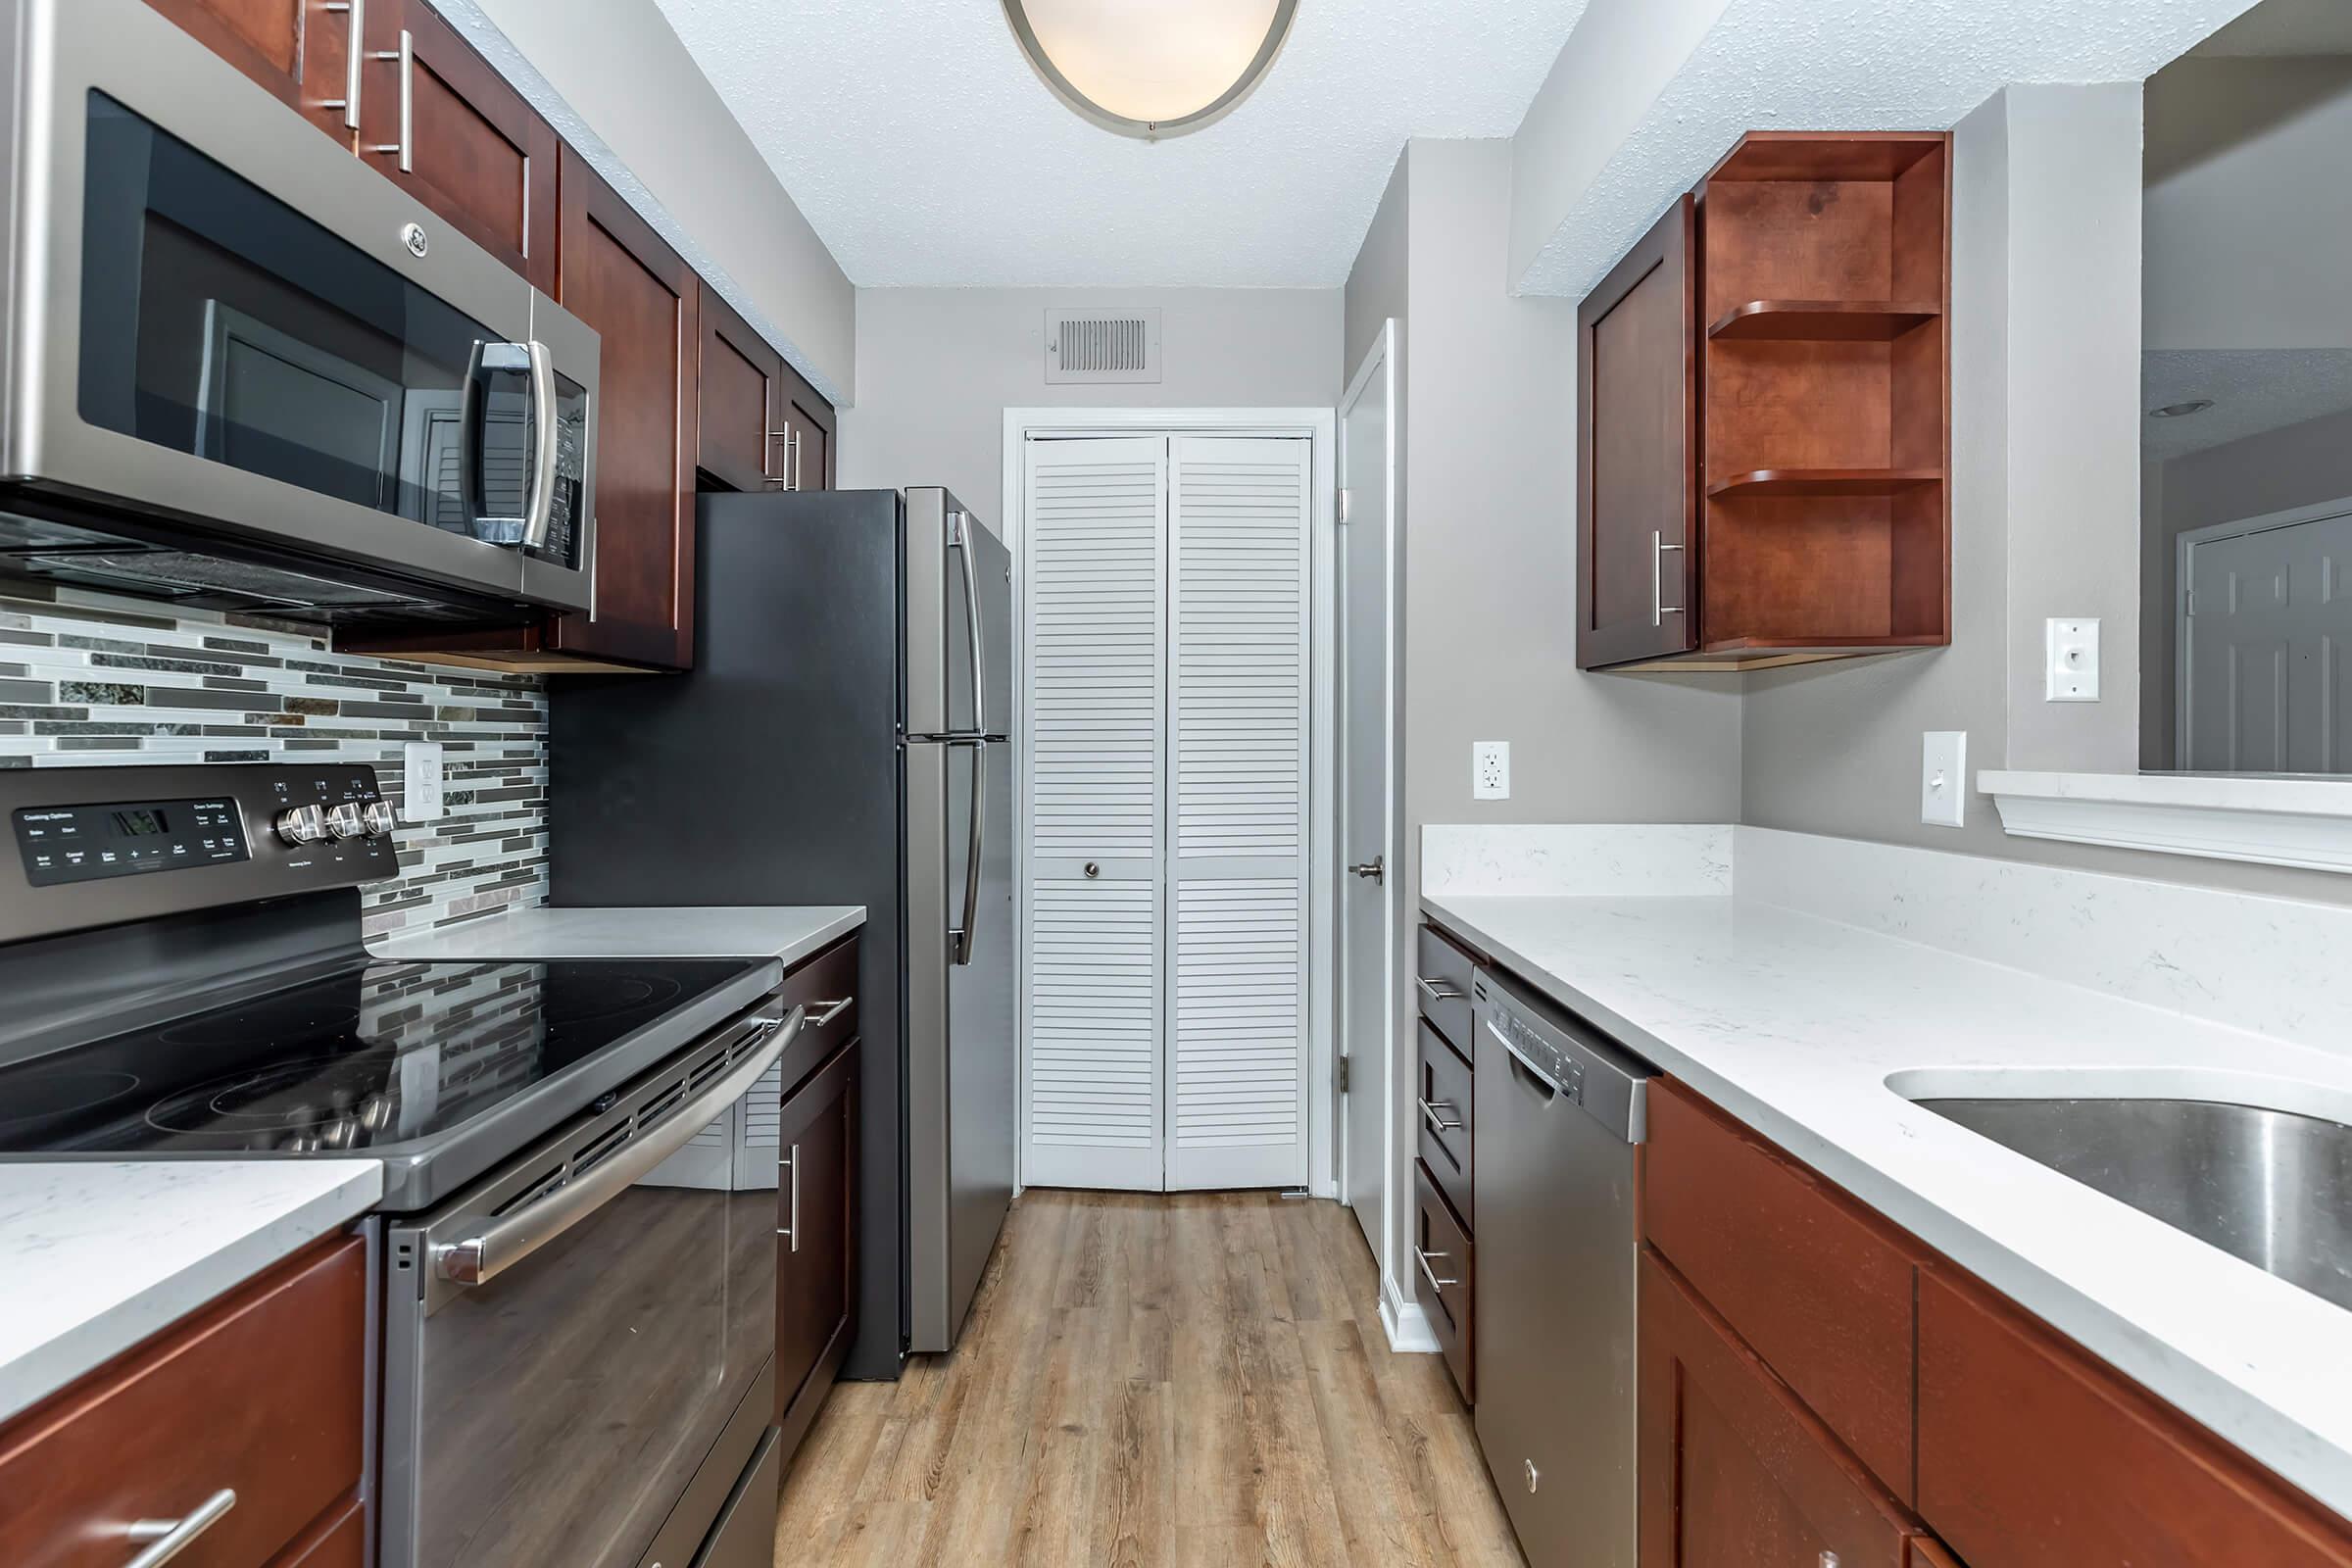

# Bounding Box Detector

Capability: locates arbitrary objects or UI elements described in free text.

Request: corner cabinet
[1580,131,1952,673]
[698,290,839,496]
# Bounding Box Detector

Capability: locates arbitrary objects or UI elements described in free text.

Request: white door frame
[1004,407,1340,1197]
[2175,494,2352,769]
[1335,325,1401,1299]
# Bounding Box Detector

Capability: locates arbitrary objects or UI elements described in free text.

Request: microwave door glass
[74,90,522,551]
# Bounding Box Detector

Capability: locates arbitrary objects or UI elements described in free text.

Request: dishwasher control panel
[1488,987,1586,1105]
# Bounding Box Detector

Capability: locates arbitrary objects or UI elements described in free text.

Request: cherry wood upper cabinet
[358,0,556,292]
[550,144,700,669]
[140,0,365,146]
[774,358,836,494]
[697,287,784,494]
[1579,196,1698,671]
[1579,131,1952,672]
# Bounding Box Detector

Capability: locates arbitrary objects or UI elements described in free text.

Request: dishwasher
[1472,961,1656,1567]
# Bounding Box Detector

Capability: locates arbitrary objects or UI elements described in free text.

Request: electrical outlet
[2046,617,2101,702]
[1921,731,1967,828]
[1473,741,1510,801]
[403,741,445,821]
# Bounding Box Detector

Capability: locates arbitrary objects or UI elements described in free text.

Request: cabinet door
[1640,1250,1917,1568]
[697,286,786,493]
[1578,195,1698,669]
[142,0,362,145]
[774,359,836,493]
[553,144,700,669]
[777,1043,858,1426]
[360,0,556,290]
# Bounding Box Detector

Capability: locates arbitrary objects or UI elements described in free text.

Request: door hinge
[1337,1054,1350,1093]
[1337,488,1352,524]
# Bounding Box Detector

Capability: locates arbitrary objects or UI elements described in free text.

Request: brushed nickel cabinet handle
[1652,530,1687,625]
[806,997,854,1028]
[780,1141,802,1252]
[317,0,365,128]
[123,1489,236,1567]
[1414,976,1463,1004]
[1414,1247,1458,1292]
[1418,1098,1463,1133]
[367,29,415,172]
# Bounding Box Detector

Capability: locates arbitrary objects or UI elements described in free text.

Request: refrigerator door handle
[947,737,987,966]
[951,511,986,736]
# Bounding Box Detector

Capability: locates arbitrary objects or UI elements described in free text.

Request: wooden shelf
[1707,300,1941,342]
[1706,467,1944,499]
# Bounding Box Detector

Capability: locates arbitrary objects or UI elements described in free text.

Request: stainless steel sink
[1913,1096,2352,1312]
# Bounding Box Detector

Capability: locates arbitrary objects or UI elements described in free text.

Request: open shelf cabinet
[1578,130,1952,673]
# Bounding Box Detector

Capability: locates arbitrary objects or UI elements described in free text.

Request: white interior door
[1338,327,1396,1260]
[2182,505,2352,773]
[1021,435,1168,1190]
[1165,435,1312,1191]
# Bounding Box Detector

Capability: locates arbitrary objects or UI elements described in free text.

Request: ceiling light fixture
[1002,0,1300,140]
[2148,399,2216,418]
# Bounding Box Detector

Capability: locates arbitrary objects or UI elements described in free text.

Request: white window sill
[1979,770,2352,875]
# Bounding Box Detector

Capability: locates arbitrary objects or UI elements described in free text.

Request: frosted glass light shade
[1004,0,1298,138]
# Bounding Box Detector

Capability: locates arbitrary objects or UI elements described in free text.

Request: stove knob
[324,802,368,841]
[275,804,328,846]
[361,799,399,838]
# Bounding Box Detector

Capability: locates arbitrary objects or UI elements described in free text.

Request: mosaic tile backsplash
[0,578,549,937]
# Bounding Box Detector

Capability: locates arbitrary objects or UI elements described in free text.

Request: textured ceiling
[1517,0,2265,299]
[651,0,1592,288]
[2142,351,2352,462]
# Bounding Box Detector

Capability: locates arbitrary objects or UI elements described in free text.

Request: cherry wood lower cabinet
[1643,1076,2352,1566]
[776,1040,858,1462]
[0,1234,367,1568]
[1640,1249,1929,1568]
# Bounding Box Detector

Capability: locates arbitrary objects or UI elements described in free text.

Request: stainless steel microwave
[0,0,599,624]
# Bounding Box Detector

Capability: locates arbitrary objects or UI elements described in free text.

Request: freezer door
[906,488,1011,739]
[905,738,1016,1352]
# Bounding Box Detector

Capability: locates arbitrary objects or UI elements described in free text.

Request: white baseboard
[1379,1271,1441,1353]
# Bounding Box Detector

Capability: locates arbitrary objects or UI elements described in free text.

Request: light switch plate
[1921,731,1967,828]
[2046,617,2101,702]
[1473,741,1510,801]
[403,741,445,821]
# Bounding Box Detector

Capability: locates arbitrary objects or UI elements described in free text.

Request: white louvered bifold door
[1164,436,1311,1190]
[1022,436,1169,1191]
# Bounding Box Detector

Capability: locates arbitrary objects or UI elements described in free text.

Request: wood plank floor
[773,1189,1525,1567]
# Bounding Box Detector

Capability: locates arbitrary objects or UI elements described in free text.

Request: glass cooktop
[0,956,759,1155]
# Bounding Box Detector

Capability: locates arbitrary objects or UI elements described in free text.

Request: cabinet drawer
[1416,923,1476,1050]
[0,1236,367,1568]
[1918,1268,2352,1567]
[1640,1250,1918,1568]
[1644,1078,1922,1501]
[775,934,859,1093]
[1412,1159,1475,1403]
[270,1495,366,1568]
[1416,1018,1474,1227]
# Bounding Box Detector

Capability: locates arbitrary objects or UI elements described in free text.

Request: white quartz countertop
[1422,890,2352,1519]
[0,1160,380,1423]
[371,905,864,965]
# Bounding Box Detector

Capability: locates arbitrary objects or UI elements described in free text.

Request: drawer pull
[1415,976,1464,1004]
[1418,1097,1463,1133]
[1414,1247,1458,1292]
[123,1489,236,1567]
[780,1141,802,1252]
[806,997,854,1029]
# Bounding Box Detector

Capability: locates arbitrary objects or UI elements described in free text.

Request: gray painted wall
[839,288,1344,538]
[431,0,857,402]
[1742,84,2352,906]
[1364,137,1743,1285]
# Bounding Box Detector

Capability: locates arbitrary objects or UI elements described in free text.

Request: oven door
[1,0,597,612]
[379,1006,797,1568]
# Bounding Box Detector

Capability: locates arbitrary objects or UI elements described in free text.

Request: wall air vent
[1045,308,1163,384]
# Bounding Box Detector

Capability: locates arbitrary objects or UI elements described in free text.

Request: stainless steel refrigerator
[548,487,1015,1377]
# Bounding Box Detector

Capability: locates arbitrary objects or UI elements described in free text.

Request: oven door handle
[432,1005,806,1287]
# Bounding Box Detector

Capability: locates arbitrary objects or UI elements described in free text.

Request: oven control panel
[0,763,399,943]
[13,796,251,887]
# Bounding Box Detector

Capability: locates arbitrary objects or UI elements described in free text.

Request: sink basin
[1908,1092,2352,1313]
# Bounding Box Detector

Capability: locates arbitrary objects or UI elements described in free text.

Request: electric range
[0,761,798,1568]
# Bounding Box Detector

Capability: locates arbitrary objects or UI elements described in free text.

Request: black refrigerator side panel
[548,488,909,1380]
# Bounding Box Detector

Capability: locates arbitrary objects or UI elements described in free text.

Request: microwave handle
[458,339,490,532]
[522,339,559,553]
